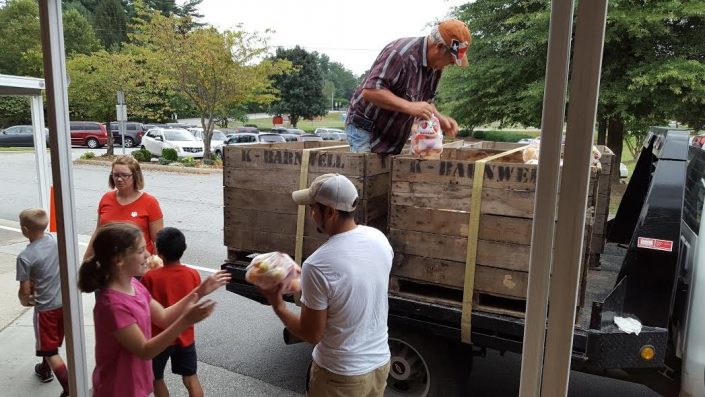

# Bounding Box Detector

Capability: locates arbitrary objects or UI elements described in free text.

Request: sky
[199,0,469,76]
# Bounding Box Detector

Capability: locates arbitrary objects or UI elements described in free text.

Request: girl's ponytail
[78,257,110,293]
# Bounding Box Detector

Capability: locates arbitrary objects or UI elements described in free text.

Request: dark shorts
[34,307,64,356]
[152,343,198,379]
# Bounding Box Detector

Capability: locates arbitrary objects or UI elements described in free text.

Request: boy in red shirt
[141,227,203,397]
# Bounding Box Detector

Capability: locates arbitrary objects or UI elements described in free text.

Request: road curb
[73,159,223,175]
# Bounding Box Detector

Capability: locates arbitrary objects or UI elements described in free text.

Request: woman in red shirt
[84,155,164,259]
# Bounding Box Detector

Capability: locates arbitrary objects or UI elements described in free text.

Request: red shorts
[34,307,64,356]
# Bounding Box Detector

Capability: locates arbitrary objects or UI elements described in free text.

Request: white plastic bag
[245,252,302,293]
[411,115,444,159]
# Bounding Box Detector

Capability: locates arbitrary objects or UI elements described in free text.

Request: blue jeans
[345,123,371,153]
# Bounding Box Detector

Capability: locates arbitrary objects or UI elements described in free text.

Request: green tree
[0,0,100,76]
[94,0,127,50]
[270,46,328,127]
[133,14,291,158]
[0,97,31,128]
[439,0,705,180]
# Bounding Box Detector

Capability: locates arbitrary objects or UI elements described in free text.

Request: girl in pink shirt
[78,222,230,397]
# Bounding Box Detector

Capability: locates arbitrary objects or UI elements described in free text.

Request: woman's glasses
[111,173,133,179]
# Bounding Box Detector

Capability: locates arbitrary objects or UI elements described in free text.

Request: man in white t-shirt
[260,173,393,397]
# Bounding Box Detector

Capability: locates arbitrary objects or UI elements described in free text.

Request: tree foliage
[269,46,328,127]
[94,0,127,50]
[133,13,291,157]
[439,0,705,175]
[0,0,100,77]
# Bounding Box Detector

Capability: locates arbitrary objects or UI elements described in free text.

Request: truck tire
[386,327,473,397]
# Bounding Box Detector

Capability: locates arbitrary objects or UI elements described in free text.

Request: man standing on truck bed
[345,19,471,155]
[260,174,393,397]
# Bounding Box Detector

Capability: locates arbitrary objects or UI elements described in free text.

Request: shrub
[457,129,471,138]
[203,158,214,166]
[80,151,96,160]
[244,124,258,128]
[157,157,171,165]
[161,148,178,161]
[212,158,223,168]
[472,130,534,143]
[180,156,196,167]
[131,149,152,162]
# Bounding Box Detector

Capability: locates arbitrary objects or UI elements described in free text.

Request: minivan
[69,121,108,148]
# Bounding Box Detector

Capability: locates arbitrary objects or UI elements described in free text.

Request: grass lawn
[231,112,345,132]
[0,147,34,152]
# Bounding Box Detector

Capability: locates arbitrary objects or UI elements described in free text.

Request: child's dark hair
[155,227,186,263]
[78,223,142,293]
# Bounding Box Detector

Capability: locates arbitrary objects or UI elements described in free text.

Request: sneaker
[34,363,54,383]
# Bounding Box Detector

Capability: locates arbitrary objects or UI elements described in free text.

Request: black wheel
[215,149,222,158]
[140,145,146,150]
[123,137,134,148]
[386,326,472,397]
[86,138,99,149]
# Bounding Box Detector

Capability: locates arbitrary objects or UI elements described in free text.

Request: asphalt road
[0,148,661,396]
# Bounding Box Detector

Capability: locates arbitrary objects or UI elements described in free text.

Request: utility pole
[116,91,127,154]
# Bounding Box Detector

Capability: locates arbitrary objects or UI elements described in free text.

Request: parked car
[0,125,49,147]
[297,134,324,142]
[620,162,629,179]
[165,122,196,129]
[269,126,290,134]
[287,128,305,135]
[213,133,285,157]
[279,133,299,142]
[187,128,227,149]
[141,128,204,158]
[234,126,260,134]
[109,122,146,148]
[314,127,344,135]
[144,123,168,131]
[315,128,346,141]
[69,121,108,148]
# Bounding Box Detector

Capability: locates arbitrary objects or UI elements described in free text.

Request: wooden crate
[389,147,598,317]
[223,142,390,261]
[589,146,615,261]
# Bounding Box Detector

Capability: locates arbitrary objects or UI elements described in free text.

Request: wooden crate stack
[222,141,390,262]
[586,146,615,269]
[388,147,598,317]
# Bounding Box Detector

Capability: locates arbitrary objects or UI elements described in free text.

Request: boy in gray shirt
[16,208,69,397]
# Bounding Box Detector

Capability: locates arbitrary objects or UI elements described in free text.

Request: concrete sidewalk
[0,218,299,397]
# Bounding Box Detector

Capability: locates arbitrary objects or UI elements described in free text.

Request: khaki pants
[306,361,390,397]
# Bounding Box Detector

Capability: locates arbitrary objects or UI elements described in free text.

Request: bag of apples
[245,252,302,294]
[410,115,444,159]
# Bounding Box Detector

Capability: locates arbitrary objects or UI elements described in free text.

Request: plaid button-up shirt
[347,37,442,155]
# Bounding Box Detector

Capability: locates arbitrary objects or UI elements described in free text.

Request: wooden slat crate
[389,147,598,317]
[223,142,391,261]
[585,146,615,270]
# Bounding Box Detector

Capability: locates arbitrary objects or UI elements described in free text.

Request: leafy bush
[457,129,471,138]
[80,151,96,160]
[203,158,214,166]
[180,156,196,167]
[472,130,534,143]
[131,149,152,162]
[244,124,258,128]
[161,148,178,161]
[158,157,171,165]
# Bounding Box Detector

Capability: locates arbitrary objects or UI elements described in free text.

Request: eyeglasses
[111,173,133,179]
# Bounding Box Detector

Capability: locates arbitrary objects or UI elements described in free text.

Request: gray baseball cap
[292,173,359,212]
